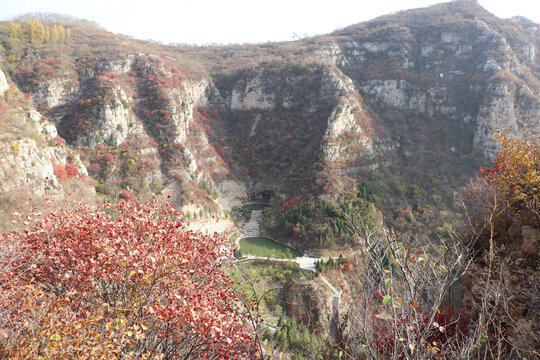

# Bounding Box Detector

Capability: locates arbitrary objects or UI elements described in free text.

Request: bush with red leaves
[52,163,67,181]
[0,198,259,358]
[103,153,114,163]
[118,189,134,201]
[65,164,78,177]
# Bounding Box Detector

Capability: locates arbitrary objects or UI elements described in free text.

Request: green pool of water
[240,237,303,259]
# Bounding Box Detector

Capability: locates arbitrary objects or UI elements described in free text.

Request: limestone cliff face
[32,76,78,109]
[0,138,58,195]
[161,79,215,144]
[321,67,375,164]
[0,69,9,93]
[309,8,540,160]
[230,75,275,111]
[0,102,90,199]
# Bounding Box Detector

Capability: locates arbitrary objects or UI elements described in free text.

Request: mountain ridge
[0,0,538,244]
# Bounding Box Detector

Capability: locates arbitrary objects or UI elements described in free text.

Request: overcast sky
[1,0,539,45]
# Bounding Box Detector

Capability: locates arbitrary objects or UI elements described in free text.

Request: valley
[0,1,538,358]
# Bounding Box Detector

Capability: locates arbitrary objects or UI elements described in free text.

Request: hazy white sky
[1,0,539,45]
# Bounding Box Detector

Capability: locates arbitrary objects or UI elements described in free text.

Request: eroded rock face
[32,77,78,109]
[230,75,275,110]
[0,70,9,93]
[322,68,374,163]
[165,79,215,144]
[0,99,93,200]
[360,80,408,109]
[0,138,58,195]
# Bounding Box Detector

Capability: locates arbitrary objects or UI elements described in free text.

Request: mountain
[1,2,539,358]
[0,0,538,243]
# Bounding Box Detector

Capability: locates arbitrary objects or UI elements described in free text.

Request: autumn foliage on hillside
[467,134,540,256]
[478,134,539,226]
[0,198,258,359]
[462,135,539,358]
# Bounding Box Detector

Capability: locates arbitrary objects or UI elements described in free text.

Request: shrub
[118,189,134,201]
[0,103,8,119]
[0,198,259,358]
[53,136,63,146]
[65,164,78,177]
[103,152,114,163]
[52,163,67,180]
[477,134,539,220]
[374,306,470,358]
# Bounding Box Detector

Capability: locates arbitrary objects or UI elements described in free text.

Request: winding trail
[321,275,342,341]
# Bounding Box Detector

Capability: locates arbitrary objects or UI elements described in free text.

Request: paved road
[243,255,319,271]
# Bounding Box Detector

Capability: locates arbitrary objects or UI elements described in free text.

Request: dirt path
[321,275,342,340]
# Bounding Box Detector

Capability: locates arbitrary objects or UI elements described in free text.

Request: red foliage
[65,164,79,177]
[24,93,31,100]
[282,196,301,212]
[374,307,470,359]
[118,190,134,201]
[89,162,101,173]
[53,136,63,146]
[0,199,258,358]
[197,106,209,119]
[0,102,8,119]
[103,153,115,163]
[399,209,413,218]
[149,137,159,148]
[53,164,67,181]
[79,174,95,187]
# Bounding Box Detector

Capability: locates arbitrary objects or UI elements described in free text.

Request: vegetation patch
[240,237,303,258]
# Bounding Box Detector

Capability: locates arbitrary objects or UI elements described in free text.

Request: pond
[240,237,303,259]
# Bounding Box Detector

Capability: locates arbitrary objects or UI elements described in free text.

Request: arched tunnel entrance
[247,189,275,203]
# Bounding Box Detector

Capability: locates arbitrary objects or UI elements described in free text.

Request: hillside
[1,0,538,247]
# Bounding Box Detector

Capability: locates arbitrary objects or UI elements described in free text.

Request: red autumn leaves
[0,198,258,358]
